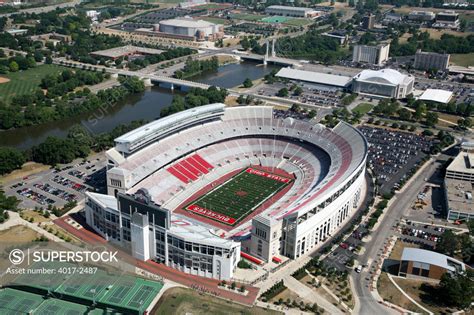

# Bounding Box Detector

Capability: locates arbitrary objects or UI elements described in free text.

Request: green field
[154,287,281,315]
[261,16,291,23]
[185,167,292,225]
[201,17,230,25]
[0,64,66,104]
[230,13,265,21]
[352,103,374,115]
[12,261,163,313]
[450,53,474,67]
[283,18,313,26]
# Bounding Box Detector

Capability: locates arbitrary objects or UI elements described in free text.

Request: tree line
[391,33,474,57]
[0,86,226,174]
[0,76,144,129]
[174,57,219,79]
[160,86,228,117]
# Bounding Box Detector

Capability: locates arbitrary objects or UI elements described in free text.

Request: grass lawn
[377,272,424,313]
[0,64,66,104]
[450,52,474,67]
[283,18,313,26]
[201,17,230,25]
[352,103,374,115]
[231,13,265,21]
[393,277,461,314]
[185,167,292,225]
[153,287,281,315]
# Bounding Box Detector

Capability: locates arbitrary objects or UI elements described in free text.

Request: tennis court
[8,261,163,314]
[0,288,44,315]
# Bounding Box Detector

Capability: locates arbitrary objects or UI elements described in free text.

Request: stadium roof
[401,248,465,272]
[354,69,412,85]
[159,18,218,28]
[418,89,453,104]
[115,103,225,144]
[276,68,352,87]
[87,191,118,210]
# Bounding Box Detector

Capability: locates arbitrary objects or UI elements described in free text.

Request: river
[0,61,278,150]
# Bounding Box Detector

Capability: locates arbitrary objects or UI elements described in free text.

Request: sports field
[261,16,291,23]
[0,64,66,104]
[184,167,292,225]
[11,261,163,313]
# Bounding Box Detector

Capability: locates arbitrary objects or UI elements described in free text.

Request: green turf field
[0,288,44,315]
[12,261,163,313]
[261,16,291,23]
[185,167,292,225]
[0,64,66,104]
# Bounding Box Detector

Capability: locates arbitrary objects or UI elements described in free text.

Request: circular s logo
[9,249,25,265]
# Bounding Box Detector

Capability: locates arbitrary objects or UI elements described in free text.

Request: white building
[352,69,415,99]
[444,142,474,221]
[265,5,321,18]
[408,11,436,22]
[414,50,450,71]
[276,67,352,89]
[433,10,460,29]
[85,104,368,279]
[352,43,390,66]
[155,17,223,41]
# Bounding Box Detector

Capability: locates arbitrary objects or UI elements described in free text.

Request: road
[0,0,83,17]
[352,153,449,315]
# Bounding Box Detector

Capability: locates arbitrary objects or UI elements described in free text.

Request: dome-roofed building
[352,69,415,99]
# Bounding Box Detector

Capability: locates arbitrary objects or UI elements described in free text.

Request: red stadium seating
[167,154,214,183]
[167,166,190,183]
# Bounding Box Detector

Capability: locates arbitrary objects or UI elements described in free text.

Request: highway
[352,152,450,314]
[0,0,83,17]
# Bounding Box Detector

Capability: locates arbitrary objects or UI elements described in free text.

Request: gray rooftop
[276,67,352,87]
[401,247,465,272]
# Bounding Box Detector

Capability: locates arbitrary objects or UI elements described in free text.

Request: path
[284,275,343,315]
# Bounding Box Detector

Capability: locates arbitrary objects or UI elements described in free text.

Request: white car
[355,265,363,273]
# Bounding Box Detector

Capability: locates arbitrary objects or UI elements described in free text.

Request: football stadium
[85,104,368,280]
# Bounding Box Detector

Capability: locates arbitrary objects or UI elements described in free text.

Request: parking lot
[414,81,473,105]
[323,225,370,272]
[4,155,107,210]
[254,81,343,108]
[358,126,435,194]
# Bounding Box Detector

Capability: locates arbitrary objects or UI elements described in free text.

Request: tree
[293,86,303,96]
[458,117,472,130]
[277,88,289,97]
[9,61,19,72]
[425,112,439,127]
[436,230,458,256]
[437,271,474,309]
[0,147,25,175]
[242,78,253,88]
[398,108,412,121]
[414,102,427,121]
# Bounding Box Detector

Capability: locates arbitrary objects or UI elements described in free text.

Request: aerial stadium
[85,104,368,280]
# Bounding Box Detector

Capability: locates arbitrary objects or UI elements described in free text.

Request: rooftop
[447,151,474,174]
[91,45,164,58]
[354,69,413,86]
[401,248,466,272]
[418,88,453,104]
[159,18,219,28]
[276,67,352,87]
[445,178,474,214]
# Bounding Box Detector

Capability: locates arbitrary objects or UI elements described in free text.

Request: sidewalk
[284,275,343,315]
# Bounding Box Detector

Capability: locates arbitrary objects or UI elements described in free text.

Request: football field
[184,167,293,225]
